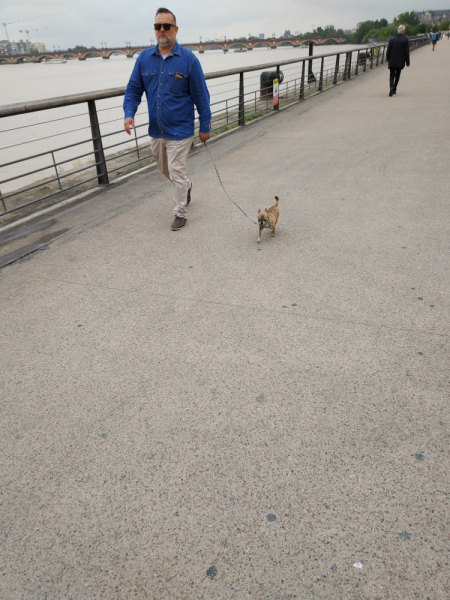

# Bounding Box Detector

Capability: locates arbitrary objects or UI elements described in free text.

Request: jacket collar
[149,41,181,58]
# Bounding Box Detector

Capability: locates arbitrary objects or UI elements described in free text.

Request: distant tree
[432,24,440,33]
[248,36,259,40]
[89,46,97,50]
[68,45,89,51]
[440,20,450,31]
[393,11,420,27]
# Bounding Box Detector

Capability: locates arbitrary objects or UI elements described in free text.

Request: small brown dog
[257,196,280,242]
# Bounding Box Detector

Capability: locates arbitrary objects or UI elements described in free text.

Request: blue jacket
[123,42,211,140]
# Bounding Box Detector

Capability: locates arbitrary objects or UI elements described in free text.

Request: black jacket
[387,34,410,70]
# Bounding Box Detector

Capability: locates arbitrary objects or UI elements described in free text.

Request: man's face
[155,12,178,48]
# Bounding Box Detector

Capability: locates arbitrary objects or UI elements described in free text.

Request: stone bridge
[0,36,346,63]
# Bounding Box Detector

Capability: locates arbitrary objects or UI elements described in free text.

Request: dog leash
[203,141,257,225]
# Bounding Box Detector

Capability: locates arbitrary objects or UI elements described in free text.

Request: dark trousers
[389,68,401,91]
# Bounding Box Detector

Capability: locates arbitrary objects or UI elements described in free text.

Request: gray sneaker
[187,182,193,206]
[171,216,187,231]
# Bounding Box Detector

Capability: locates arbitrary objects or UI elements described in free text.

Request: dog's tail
[275,196,280,205]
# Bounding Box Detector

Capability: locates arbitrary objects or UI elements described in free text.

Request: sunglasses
[154,23,175,31]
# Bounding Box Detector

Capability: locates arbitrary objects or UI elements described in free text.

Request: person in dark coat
[386,25,410,96]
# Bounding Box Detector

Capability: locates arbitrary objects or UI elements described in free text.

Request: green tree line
[346,12,450,44]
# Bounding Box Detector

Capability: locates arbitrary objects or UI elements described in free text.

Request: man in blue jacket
[123,8,211,230]
[386,25,410,97]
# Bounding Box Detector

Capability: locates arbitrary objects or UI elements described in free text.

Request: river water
[0,45,363,195]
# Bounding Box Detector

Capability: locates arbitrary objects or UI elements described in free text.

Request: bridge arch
[36,54,55,63]
[254,42,271,48]
[229,43,247,49]
[323,38,338,45]
[106,50,128,58]
[84,52,103,59]
[277,40,296,48]
[60,53,79,60]
[203,45,224,51]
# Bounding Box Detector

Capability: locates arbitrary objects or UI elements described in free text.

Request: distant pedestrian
[123,7,212,231]
[432,31,438,50]
[386,25,410,97]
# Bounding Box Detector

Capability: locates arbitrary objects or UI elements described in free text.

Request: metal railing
[0,37,427,221]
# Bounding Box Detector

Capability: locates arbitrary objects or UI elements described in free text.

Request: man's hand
[199,131,210,144]
[124,118,135,135]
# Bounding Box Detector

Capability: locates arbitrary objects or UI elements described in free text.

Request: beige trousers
[150,136,194,219]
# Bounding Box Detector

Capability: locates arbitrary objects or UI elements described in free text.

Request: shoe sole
[389,89,394,96]
[171,222,187,231]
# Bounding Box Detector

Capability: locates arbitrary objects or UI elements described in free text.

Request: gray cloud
[1,0,429,48]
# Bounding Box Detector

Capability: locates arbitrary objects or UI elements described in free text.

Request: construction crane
[2,22,15,42]
[2,19,36,42]
[19,29,40,42]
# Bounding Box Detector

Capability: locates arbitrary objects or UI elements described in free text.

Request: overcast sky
[2,1,431,48]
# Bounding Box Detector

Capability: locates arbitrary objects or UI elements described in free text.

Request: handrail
[0,35,427,221]
[0,43,388,118]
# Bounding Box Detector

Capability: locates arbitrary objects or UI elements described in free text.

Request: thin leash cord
[204,142,257,225]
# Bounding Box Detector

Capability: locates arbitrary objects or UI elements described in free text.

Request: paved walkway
[1,41,449,599]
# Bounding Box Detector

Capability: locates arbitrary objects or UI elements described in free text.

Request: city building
[280,29,293,39]
[0,40,11,56]
[33,42,46,53]
[416,9,450,23]
[0,39,46,56]
[356,22,363,28]
[259,33,265,39]
[9,39,34,55]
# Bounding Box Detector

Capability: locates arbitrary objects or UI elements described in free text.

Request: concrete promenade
[1,41,449,599]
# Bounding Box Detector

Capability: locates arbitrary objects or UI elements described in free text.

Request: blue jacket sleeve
[189,58,212,133]
[123,55,144,119]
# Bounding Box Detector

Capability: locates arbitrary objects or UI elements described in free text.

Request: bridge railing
[0,37,427,222]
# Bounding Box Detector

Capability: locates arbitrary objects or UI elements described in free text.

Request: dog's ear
[258,208,261,213]
[265,208,268,212]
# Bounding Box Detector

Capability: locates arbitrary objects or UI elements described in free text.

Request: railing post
[308,42,316,83]
[376,47,380,67]
[343,53,348,81]
[370,48,374,69]
[300,60,305,99]
[318,57,324,91]
[87,99,109,186]
[51,151,62,190]
[347,52,352,79]
[381,45,385,64]
[355,51,360,76]
[238,72,245,126]
[333,54,339,85]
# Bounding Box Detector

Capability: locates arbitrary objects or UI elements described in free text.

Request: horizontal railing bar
[0,124,93,151]
[106,156,153,175]
[105,146,152,163]
[0,173,106,216]
[102,134,149,152]
[0,160,103,200]
[0,44,389,118]
[0,111,89,134]
[0,136,99,168]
